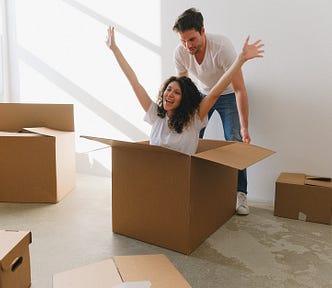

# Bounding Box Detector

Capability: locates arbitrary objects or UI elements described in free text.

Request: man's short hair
[173,8,204,33]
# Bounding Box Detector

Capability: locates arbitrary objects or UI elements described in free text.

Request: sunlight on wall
[14,0,161,173]
[75,0,161,46]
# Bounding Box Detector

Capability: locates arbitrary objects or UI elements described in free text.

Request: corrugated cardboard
[53,254,191,288]
[0,230,32,288]
[0,103,74,132]
[0,103,76,203]
[82,136,274,254]
[274,173,332,225]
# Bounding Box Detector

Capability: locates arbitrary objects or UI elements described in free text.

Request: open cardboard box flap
[81,136,274,170]
[22,127,72,137]
[278,173,332,189]
[194,141,275,170]
[0,103,74,132]
[81,136,184,155]
[53,258,123,287]
[304,175,332,188]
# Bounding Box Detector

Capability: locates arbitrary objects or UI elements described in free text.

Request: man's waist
[201,91,235,97]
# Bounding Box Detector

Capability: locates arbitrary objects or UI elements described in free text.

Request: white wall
[4,0,332,204]
[161,0,332,203]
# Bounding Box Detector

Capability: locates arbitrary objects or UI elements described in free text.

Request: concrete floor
[1,173,332,288]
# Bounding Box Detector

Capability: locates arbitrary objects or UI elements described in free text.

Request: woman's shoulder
[144,102,159,124]
[186,111,208,130]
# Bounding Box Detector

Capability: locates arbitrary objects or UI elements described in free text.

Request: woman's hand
[106,26,116,51]
[241,36,264,61]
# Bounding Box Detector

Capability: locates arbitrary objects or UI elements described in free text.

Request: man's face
[178,28,204,55]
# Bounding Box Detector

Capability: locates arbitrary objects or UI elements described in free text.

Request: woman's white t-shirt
[144,103,208,155]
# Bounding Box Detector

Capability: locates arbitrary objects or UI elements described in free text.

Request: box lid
[53,258,123,287]
[22,127,72,137]
[304,176,332,188]
[276,173,304,185]
[114,254,191,288]
[0,230,32,270]
[53,254,191,288]
[194,142,275,170]
[277,173,332,188]
[0,103,74,132]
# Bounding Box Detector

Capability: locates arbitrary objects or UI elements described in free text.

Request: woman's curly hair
[156,76,203,133]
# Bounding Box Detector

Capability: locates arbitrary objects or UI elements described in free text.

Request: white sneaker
[237,192,250,215]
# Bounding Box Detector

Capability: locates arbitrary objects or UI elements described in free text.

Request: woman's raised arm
[199,36,264,120]
[106,27,152,112]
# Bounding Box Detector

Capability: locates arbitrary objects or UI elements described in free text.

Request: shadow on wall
[19,46,147,141]
[76,149,111,177]
[14,1,179,177]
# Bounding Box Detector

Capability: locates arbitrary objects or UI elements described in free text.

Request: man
[173,8,250,215]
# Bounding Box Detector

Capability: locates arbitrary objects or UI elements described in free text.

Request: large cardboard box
[274,173,332,225]
[82,136,274,254]
[0,230,32,288]
[53,254,191,288]
[0,103,76,203]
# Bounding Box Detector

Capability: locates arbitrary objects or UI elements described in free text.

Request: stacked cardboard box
[0,230,32,288]
[82,136,274,254]
[0,103,76,203]
[275,172,332,224]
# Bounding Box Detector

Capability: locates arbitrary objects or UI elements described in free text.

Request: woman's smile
[163,81,182,111]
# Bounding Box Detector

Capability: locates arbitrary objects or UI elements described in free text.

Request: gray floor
[1,174,332,288]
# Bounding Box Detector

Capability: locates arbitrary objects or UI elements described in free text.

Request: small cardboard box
[0,230,32,288]
[53,254,192,288]
[0,103,76,203]
[274,173,332,225]
[82,136,274,254]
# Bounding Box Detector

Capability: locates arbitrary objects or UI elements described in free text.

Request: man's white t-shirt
[144,103,208,155]
[174,33,237,95]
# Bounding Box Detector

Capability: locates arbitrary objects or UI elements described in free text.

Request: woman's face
[163,81,182,115]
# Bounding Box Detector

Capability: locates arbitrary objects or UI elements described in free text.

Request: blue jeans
[199,92,248,194]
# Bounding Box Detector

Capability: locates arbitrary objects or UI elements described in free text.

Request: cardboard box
[274,173,332,225]
[0,103,76,203]
[82,136,274,254]
[0,230,32,288]
[53,254,191,288]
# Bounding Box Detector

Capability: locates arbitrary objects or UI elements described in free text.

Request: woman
[106,27,264,155]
